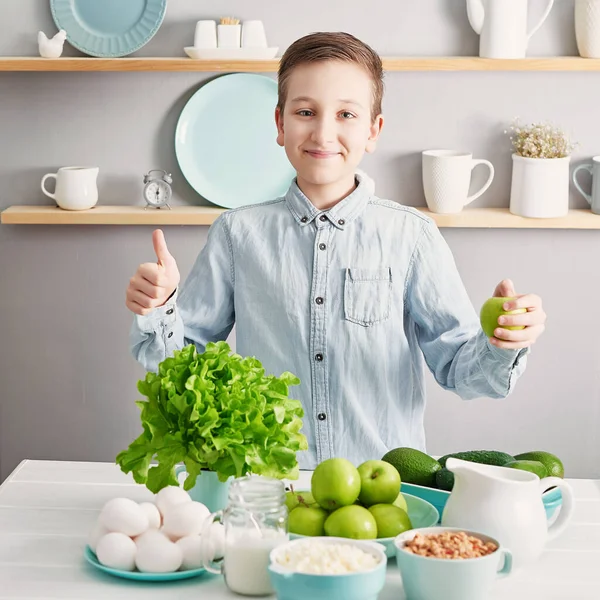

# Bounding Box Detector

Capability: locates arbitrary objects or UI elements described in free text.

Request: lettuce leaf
[116,342,307,493]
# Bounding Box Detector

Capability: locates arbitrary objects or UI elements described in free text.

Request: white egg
[162,501,210,540]
[139,502,161,529]
[88,521,109,553]
[155,486,191,518]
[209,522,226,559]
[135,538,183,573]
[175,535,204,570]
[134,529,170,548]
[99,498,149,537]
[96,532,137,571]
[202,522,226,561]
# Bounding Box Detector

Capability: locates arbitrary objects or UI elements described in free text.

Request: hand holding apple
[481,279,546,350]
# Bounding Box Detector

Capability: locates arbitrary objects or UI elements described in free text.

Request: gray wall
[1,0,598,482]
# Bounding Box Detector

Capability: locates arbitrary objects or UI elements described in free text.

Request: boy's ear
[365,114,384,154]
[275,106,284,147]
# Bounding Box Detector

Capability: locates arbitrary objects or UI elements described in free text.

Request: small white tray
[184,47,279,60]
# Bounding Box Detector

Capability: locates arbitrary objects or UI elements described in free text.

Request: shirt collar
[285,172,372,230]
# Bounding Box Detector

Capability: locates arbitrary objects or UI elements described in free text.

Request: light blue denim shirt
[131,175,527,469]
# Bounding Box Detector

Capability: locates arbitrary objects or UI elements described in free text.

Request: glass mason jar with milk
[201,475,288,596]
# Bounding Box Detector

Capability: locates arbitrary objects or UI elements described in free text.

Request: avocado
[437,450,515,469]
[435,468,455,491]
[381,447,441,488]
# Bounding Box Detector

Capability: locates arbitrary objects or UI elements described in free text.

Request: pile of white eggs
[88,486,225,573]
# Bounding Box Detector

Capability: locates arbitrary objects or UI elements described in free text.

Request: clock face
[144,180,172,206]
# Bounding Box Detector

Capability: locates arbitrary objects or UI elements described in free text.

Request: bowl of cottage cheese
[267,537,387,600]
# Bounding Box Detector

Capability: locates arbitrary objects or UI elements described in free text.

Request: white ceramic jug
[441,458,574,569]
[467,0,555,58]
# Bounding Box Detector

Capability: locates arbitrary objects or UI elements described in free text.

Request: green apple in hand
[368,504,412,538]
[289,505,329,536]
[480,297,526,338]
[324,505,378,540]
[311,458,361,510]
[357,460,401,507]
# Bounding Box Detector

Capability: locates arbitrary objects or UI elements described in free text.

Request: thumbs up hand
[126,229,181,316]
[488,278,546,350]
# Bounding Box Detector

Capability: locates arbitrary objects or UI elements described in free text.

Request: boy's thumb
[497,278,516,298]
[152,229,173,267]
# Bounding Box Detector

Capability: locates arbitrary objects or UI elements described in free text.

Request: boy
[126,32,546,469]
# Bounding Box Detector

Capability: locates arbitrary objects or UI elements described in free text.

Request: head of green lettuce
[116,341,308,493]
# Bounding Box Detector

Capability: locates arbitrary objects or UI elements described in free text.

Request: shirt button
[319,215,327,222]
[166,308,174,315]
[168,332,173,338]
[301,216,308,223]
[317,413,327,421]
[338,219,345,226]
[315,353,323,362]
[319,243,326,250]
[315,297,324,305]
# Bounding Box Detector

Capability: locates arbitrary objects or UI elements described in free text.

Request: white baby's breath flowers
[505,119,577,159]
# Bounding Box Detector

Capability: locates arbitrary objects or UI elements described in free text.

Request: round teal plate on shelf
[175,73,296,209]
[50,0,167,58]
[83,545,209,581]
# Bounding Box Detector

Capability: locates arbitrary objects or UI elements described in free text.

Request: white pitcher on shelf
[467,0,555,59]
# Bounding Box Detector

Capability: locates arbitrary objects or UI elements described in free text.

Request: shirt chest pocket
[343,267,392,327]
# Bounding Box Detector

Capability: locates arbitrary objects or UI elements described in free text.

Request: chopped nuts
[403,531,497,560]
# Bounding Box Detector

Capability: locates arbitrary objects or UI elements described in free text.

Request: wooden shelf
[2,56,600,72]
[2,205,600,228]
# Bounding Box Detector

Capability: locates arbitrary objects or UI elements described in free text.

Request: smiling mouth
[304,150,340,159]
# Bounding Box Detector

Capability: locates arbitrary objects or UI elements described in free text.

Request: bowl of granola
[394,527,512,600]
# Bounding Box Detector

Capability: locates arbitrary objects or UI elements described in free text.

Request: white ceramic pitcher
[441,458,574,569]
[467,0,555,58]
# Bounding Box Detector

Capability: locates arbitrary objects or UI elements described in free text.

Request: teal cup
[573,157,600,214]
[175,466,231,513]
[394,527,512,600]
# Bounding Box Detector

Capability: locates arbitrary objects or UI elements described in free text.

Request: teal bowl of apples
[289,491,439,558]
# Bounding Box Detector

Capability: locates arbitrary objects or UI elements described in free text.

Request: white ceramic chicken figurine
[38,29,67,58]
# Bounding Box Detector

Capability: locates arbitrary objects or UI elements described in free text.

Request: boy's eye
[297,110,314,117]
[340,111,356,119]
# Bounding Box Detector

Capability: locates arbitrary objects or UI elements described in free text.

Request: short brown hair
[277,32,384,121]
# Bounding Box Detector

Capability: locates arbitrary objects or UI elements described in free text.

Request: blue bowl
[289,492,439,558]
[268,537,387,600]
[400,482,562,522]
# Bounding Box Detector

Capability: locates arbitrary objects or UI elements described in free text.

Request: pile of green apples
[286,458,412,540]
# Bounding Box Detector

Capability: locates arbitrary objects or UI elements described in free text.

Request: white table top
[0,460,598,599]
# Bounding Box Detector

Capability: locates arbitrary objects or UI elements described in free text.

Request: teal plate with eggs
[84,546,208,581]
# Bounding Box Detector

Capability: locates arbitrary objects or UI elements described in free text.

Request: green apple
[357,460,401,507]
[392,492,408,513]
[285,488,317,512]
[288,506,328,536]
[324,505,378,540]
[311,458,361,510]
[480,297,526,339]
[368,504,413,538]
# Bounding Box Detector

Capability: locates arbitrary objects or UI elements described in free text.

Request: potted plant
[506,119,577,218]
[116,341,307,511]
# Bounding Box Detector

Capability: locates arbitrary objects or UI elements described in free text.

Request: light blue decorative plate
[84,545,208,581]
[175,73,296,209]
[50,0,167,58]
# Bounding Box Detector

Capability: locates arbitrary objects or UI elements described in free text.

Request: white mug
[422,150,495,214]
[41,166,99,210]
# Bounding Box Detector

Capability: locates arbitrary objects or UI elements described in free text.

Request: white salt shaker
[241,20,268,48]
[194,20,217,49]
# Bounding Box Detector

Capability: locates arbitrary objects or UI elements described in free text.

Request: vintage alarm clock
[143,169,173,209]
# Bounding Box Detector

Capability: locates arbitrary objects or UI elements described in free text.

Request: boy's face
[276,61,383,192]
